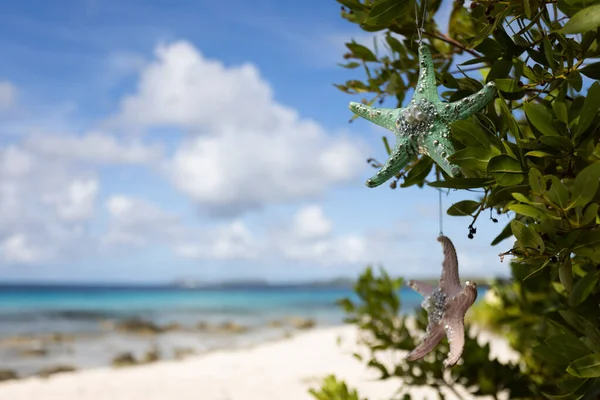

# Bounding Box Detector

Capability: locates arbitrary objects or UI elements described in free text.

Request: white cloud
[0,145,35,177]
[0,144,99,266]
[42,178,99,222]
[103,195,183,247]
[166,130,363,215]
[279,234,368,266]
[112,40,366,215]
[175,221,260,261]
[0,234,44,264]
[0,81,16,110]
[292,205,332,239]
[24,132,162,165]
[115,41,295,132]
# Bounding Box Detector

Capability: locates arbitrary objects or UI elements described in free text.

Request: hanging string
[414,1,422,44]
[435,167,444,237]
[414,0,428,44]
[438,187,444,237]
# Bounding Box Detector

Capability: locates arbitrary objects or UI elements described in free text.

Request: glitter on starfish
[349,44,496,188]
[406,236,478,367]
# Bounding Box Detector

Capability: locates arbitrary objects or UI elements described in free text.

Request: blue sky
[0,0,513,283]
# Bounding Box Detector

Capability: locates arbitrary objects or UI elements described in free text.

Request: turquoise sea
[0,284,487,378]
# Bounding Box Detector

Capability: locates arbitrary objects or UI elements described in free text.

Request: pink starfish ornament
[406,236,478,367]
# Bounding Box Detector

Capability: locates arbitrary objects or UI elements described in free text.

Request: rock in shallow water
[36,365,76,378]
[0,369,18,382]
[112,352,138,367]
[288,317,316,330]
[115,318,180,335]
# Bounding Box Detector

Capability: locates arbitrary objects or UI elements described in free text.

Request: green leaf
[571,230,600,262]
[450,120,493,148]
[547,175,570,209]
[525,151,555,158]
[576,81,600,137]
[546,334,591,360]
[543,36,557,70]
[569,271,600,306]
[524,0,532,19]
[524,259,551,280]
[511,219,545,253]
[487,59,513,82]
[508,204,548,220]
[474,38,504,59]
[382,136,392,155]
[553,99,569,124]
[580,61,600,79]
[512,192,538,204]
[338,61,361,69]
[365,0,410,26]
[524,102,561,136]
[559,0,600,17]
[529,168,544,193]
[346,42,377,62]
[447,200,480,216]
[568,162,600,208]
[559,257,574,292]
[560,310,587,334]
[401,157,433,188]
[488,155,524,186]
[491,221,513,246]
[560,4,600,34]
[495,78,524,93]
[448,147,497,171]
[581,203,599,226]
[540,135,572,150]
[567,71,583,92]
[385,35,403,54]
[567,354,600,378]
[337,0,367,10]
[532,343,570,365]
[498,92,523,139]
[557,375,590,395]
[427,178,494,189]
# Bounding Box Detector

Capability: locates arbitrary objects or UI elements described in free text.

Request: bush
[311,0,600,398]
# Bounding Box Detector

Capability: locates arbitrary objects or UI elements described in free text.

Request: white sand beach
[0,325,517,400]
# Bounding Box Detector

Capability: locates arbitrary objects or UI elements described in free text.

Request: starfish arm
[413,44,441,104]
[442,281,477,367]
[442,317,465,367]
[437,236,461,292]
[407,280,435,297]
[421,124,460,177]
[365,135,416,188]
[441,82,497,122]
[443,282,478,367]
[348,102,399,131]
[406,323,445,361]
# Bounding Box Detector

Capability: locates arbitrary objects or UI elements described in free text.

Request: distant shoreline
[0,278,497,291]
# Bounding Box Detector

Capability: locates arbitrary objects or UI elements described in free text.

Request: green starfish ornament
[349,44,497,188]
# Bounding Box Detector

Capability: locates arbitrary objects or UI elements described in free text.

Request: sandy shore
[0,325,517,400]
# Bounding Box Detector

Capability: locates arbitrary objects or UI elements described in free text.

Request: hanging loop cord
[438,187,444,237]
[414,0,428,44]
